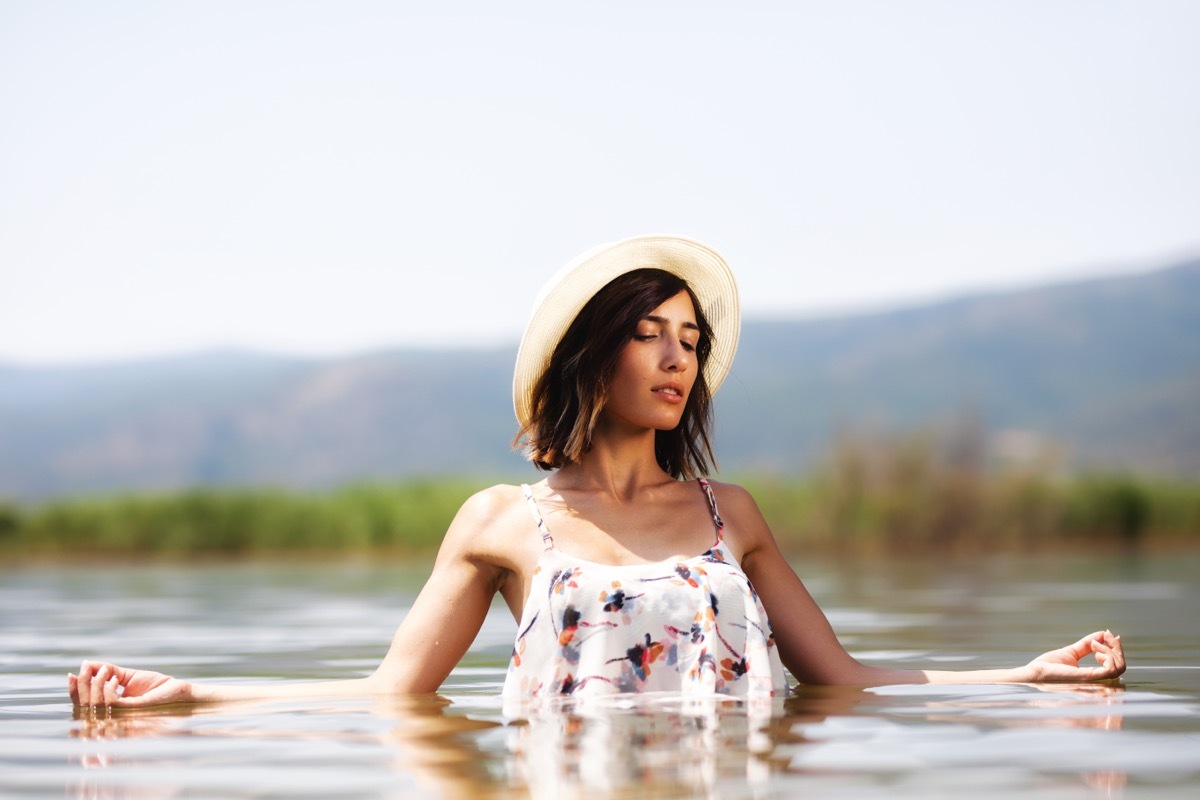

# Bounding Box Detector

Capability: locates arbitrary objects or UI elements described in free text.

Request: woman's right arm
[69,486,518,708]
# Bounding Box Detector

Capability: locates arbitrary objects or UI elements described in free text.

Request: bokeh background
[2,0,1198,554]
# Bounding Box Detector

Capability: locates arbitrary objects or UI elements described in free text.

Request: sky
[2,1,1197,365]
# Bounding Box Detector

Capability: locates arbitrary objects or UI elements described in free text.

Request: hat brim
[513,234,740,428]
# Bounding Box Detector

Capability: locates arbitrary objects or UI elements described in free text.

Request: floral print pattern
[502,480,789,699]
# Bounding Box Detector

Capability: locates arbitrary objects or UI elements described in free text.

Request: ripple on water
[3,555,1199,799]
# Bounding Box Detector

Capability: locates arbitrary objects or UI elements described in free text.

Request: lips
[652,382,686,403]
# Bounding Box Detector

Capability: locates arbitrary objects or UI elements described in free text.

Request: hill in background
[2,258,1197,500]
[720,258,1200,476]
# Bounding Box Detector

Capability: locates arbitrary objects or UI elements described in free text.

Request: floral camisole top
[502,479,789,699]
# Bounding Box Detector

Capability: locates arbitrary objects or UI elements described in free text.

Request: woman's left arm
[719,483,1125,686]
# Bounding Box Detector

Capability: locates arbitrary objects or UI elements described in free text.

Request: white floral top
[502,479,789,699]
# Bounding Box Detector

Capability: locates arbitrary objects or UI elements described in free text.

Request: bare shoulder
[439,483,539,571]
[703,479,765,523]
[450,483,528,526]
[703,479,775,555]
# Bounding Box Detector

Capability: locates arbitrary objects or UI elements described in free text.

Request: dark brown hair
[514,268,717,479]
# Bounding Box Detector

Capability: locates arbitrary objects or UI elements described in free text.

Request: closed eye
[634,333,695,352]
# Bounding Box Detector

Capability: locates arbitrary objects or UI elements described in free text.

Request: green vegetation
[0,480,484,559]
[2,447,1197,560]
[742,432,1200,554]
[740,471,1199,554]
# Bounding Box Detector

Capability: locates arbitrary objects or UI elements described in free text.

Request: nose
[663,337,691,372]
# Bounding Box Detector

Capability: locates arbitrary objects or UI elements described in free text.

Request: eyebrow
[643,314,700,332]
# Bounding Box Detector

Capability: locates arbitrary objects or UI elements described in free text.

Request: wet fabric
[502,479,789,699]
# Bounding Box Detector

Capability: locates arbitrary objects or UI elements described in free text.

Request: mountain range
[2,258,1197,500]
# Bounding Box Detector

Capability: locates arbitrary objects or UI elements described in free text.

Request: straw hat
[513,234,740,427]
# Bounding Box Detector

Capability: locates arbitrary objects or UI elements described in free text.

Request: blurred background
[2,0,1198,555]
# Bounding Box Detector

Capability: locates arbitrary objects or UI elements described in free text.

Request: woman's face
[602,290,701,432]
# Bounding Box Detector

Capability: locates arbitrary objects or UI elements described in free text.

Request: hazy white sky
[2,1,1197,364]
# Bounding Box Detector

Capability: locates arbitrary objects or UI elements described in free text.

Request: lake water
[2,550,1198,798]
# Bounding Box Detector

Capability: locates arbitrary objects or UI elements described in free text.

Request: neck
[551,423,674,501]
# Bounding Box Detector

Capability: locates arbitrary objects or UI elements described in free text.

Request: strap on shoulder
[697,478,725,538]
[521,483,555,550]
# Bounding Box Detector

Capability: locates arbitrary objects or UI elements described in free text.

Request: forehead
[642,290,698,323]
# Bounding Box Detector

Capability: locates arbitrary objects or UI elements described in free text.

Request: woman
[69,235,1125,708]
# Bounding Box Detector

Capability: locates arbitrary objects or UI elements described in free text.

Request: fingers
[1085,631,1126,678]
[1061,630,1123,667]
[73,660,95,707]
[1032,630,1127,682]
[71,660,127,709]
[104,672,122,706]
[90,663,111,708]
[1065,630,1106,659]
[1101,631,1126,677]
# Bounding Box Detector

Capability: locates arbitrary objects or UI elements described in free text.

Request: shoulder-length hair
[514,268,718,479]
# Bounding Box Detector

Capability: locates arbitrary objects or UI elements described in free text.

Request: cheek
[614,347,651,382]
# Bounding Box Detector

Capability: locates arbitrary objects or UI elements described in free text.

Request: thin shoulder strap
[520,483,555,550]
[697,478,725,539]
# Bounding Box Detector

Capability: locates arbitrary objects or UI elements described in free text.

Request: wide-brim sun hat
[513,234,740,428]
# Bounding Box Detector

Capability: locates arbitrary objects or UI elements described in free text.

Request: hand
[68,661,195,709]
[1025,630,1125,682]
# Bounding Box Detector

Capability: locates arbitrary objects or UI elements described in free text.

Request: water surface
[2,551,1198,798]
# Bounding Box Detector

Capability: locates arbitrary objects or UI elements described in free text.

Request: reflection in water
[10,552,1198,798]
[65,682,1143,799]
[838,684,1132,794]
[70,695,505,799]
[380,695,509,798]
[64,690,838,798]
[506,695,781,797]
